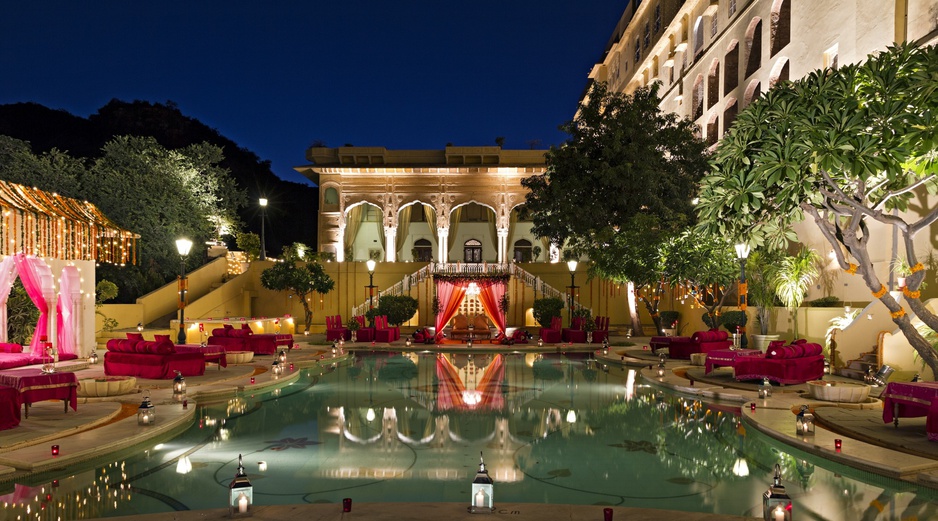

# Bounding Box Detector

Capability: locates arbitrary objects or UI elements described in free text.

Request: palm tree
[773,248,820,340]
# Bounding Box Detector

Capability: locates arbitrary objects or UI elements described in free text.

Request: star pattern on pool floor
[608,439,658,454]
[262,437,322,451]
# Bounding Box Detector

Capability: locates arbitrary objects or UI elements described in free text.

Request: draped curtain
[344,206,364,259]
[396,206,412,257]
[375,211,385,258]
[507,209,518,254]
[56,266,81,357]
[487,209,497,252]
[476,280,507,335]
[435,355,467,411]
[476,354,505,410]
[447,208,462,257]
[424,205,437,245]
[13,254,55,352]
[0,256,17,342]
[434,280,467,341]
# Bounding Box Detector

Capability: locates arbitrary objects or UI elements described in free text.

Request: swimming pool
[3,352,936,520]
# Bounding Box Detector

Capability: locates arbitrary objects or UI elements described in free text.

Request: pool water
[3,352,937,520]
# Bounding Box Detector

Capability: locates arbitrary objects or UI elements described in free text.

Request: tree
[696,43,938,376]
[661,231,738,329]
[260,260,335,332]
[373,295,418,327]
[522,81,709,333]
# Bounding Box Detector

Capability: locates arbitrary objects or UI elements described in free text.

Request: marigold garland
[872,285,888,298]
[844,263,858,274]
[902,287,921,299]
[432,272,510,286]
[890,309,906,319]
[910,263,925,273]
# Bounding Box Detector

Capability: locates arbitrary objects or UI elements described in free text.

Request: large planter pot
[751,334,781,352]
[807,380,871,403]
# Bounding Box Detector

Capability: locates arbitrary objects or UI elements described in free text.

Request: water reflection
[2,352,936,519]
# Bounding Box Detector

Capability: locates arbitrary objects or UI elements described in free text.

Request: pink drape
[56,266,81,357]
[434,281,467,341]
[476,354,505,410]
[0,256,18,343]
[13,254,55,353]
[435,355,467,411]
[477,281,507,335]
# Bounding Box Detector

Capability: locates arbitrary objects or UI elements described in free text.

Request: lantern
[762,464,792,520]
[469,452,494,514]
[796,405,814,436]
[834,438,842,451]
[656,362,666,378]
[405,337,412,348]
[272,360,283,376]
[88,350,99,364]
[278,349,287,364]
[331,344,337,356]
[467,338,473,348]
[758,378,773,398]
[602,338,608,356]
[338,337,345,347]
[137,395,155,426]
[51,445,59,456]
[537,337,544,347]
[137,322,144,332]
[172,370,186,397]
[228,454,253,517]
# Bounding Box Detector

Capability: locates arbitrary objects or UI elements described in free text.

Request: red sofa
[207,325,292,355]
[353,315,375,342]
[326,315,351,341]
[539,316,563,344]
[374,315,400,343]
[591,316,610,343]
[0,342,78,370]
[732,340,825,385]
[104,335,206,379]
[667,330,733,359]
[562,317,587,343]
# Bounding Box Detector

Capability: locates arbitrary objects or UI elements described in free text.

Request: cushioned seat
[471,315,492,340]
[354,315,375,342]
[733,340,825,385]
[103,335,206,379]
[668,330,733,359]
[451,314,471,340]
[562,317,587,343]
[326,314,351,341]
[591,316,610,343]
[539,316,563,344]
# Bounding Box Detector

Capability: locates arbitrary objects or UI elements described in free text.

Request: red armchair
[354,315,376,342]
[667,330,732,359]
[374,315,400,342]
[326,315,351,341]
[562,317,587,343]
[539,316,563,344]
[591,316,610,343]
[733,340,825,385]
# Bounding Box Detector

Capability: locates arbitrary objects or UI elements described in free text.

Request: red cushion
[155,342,175,355]
[767,340,786,350]
[230,328,251,338]
[792,338,807,345]
[790,344,806,358]
[135,341,151,353]
[0,343,23,353]
[120,339,139,353]
[154,334,172,343]
[241,324,254,332]
[766,347,784,359]
[803,343,823,357]
[224,324,234,330]
[126,332,144,341]
[212,328,228,337]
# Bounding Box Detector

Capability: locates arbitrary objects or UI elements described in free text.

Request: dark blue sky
[1,1,626,186]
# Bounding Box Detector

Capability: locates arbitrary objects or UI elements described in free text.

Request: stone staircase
[837,351,878,381]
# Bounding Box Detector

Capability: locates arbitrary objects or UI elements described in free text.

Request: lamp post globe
[259,197,268,261]
[176,238,193,344]
[567,260,578,327]
[366,259,377,309]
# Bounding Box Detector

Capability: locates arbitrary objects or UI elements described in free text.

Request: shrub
[533,297,565,328]
[720,310,748,333]
[808,296,843,307]
[659,310,680,328]
[374,295,419,326]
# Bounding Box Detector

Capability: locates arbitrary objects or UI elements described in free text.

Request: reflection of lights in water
[153,443,165,450]
[566,410,577,423]
[733,457,749,477]
[366,408,376,422]
[175,456,192,474]
[462,390,482,406]
[218,428,230,440]
[625,369,636,400]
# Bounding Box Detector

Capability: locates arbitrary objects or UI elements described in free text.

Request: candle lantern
[602,338,609,356]
[172,370,186,397]
[88,350,99,364]
[656,362,666,378]
[405,337,412,348]
[331,345,337,356]
[537,337,544,348]
[228,454,253,517]
[758,378,773,398]
[137,322,144,332]
[272,360,283,376]
[278,349,287,364]
[469,452,495,514]
[467,338,473,348]
[250,377,255,384]
[834,438,842,451]
[338,337,345,347]
[51,444,59,456]
[796,405,815,436]
[137,395,155,426]
[762,464,792,520]
[750,402,756,411]
[823,359,831,375]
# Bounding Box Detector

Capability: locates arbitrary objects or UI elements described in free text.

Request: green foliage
[701,312,720,329]
[260,260,335,332]
[364,307,379,326]
[377,355,418,381]
[94,280,119,333]
[662,230,738,325]
[280,242,311,262]
[746,249,784,334]
[236,232,260,261]
[774,248,820,339]
[7,279,39,345]
[346,317,361,331]
[659,310,680,328]
[720,310,748,333]
[532,297,564,328]
[808,296,843,307]
[374,295,419,326]
[522,81,709,275]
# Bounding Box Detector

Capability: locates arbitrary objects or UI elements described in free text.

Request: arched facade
[297,147,544,264]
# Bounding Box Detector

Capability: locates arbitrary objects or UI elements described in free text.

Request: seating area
[539,316,563,344]
[667,330,733,360]
[325,315,351,341]
[450,314,472,340]
[732,339,825,385]
[562,317,587,343]
[104,334,207,379]
[207,324,293,355]
[0,342,79,370]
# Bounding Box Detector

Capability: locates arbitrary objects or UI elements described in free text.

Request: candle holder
[51,444,59,456]
[750,402,756,411]
[834,439,842,451]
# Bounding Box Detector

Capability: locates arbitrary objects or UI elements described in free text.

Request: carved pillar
[384,225,397,262]
[437,227,449,263]
[497,227,509,264]
[336,224,346,262]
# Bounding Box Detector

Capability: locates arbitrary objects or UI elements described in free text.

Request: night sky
[1,1,626,186]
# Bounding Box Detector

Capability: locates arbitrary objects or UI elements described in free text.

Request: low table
[0,385,21,429]
[176,344,228,370]
[0,368,78,419]
[705,348,760,374]
[881,381,938,440]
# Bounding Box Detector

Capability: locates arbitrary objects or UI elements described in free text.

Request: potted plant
[746,249,783,350]
[346,317,361,342]
[773,247,820,341]
[659,310,680,336]
[720,310,748,347]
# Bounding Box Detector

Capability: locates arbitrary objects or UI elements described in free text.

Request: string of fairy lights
[0,180,138,264]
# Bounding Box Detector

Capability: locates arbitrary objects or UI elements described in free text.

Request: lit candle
[238,493,248,513]
[835,438,842,451]
[773,505,785,521]
[750,402,756,411]
[258,461,267,472]
[51,445,59,456]
[250,377,255,384]
[142,414,150,425]
[475,489,485,507]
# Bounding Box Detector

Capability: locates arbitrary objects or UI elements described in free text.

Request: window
[711,15,718,37]
[692,74,705,119]
[744,80,762,108]
[745,18,763,78]
[723,97,738,131]
[323,187,338,205]
[707,61,720,109]
[694,16,705,56]
[706,113,720,146]
[728,0,737,16]
[769,58,790,88]
[644,22,650,48]
[654,4,661,33]
[724,40,739,94]
[464,239,482,263]
[770,0,791,57]
[635,38,641,64]
[824,44,839,70]
[413,238,432,262]
[513,239,533,263]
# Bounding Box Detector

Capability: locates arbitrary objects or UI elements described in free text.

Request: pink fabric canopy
[56,266,81,357]
[13,254,56,353]
[434,276,507,341]
[0,256,17,343]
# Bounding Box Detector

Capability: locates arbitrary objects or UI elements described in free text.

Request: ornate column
[384,225,397,262]
[497,227,509,264]
[336,223,346,262]
[437,227,449,263]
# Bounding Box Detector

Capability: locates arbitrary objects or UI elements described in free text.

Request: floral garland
[432,272,510,286]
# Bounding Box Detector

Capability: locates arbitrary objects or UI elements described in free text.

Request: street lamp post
[366,259,377,309]
[259,198,268,261]
[735,243,750,348]
[176,238,193,344]
[567,260,578,327]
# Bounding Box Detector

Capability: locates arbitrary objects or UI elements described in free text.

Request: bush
[808,296,843,307]
[702,312,721,329]
[720,310,748,333]
[659,310,680,328]
[374,295,419,326]
[533,297,565,328]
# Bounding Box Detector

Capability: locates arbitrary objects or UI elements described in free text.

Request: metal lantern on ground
[278,349,287,364]
[229,454,253,517]
[602,338,609,356]
[272,360,283,376]
[656,361,666,378]
[469,452,494,514]
[759,378,773,398]
[823,359,831,374]
[172,370,186,397]
[796,405,815,436]
[88,350,99,364]
[467,338,473,348]
[137,395,155,425]
[405,337,412,348]
[763,464,792,520]
[537,337,544,347]
[137,322,144,332]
